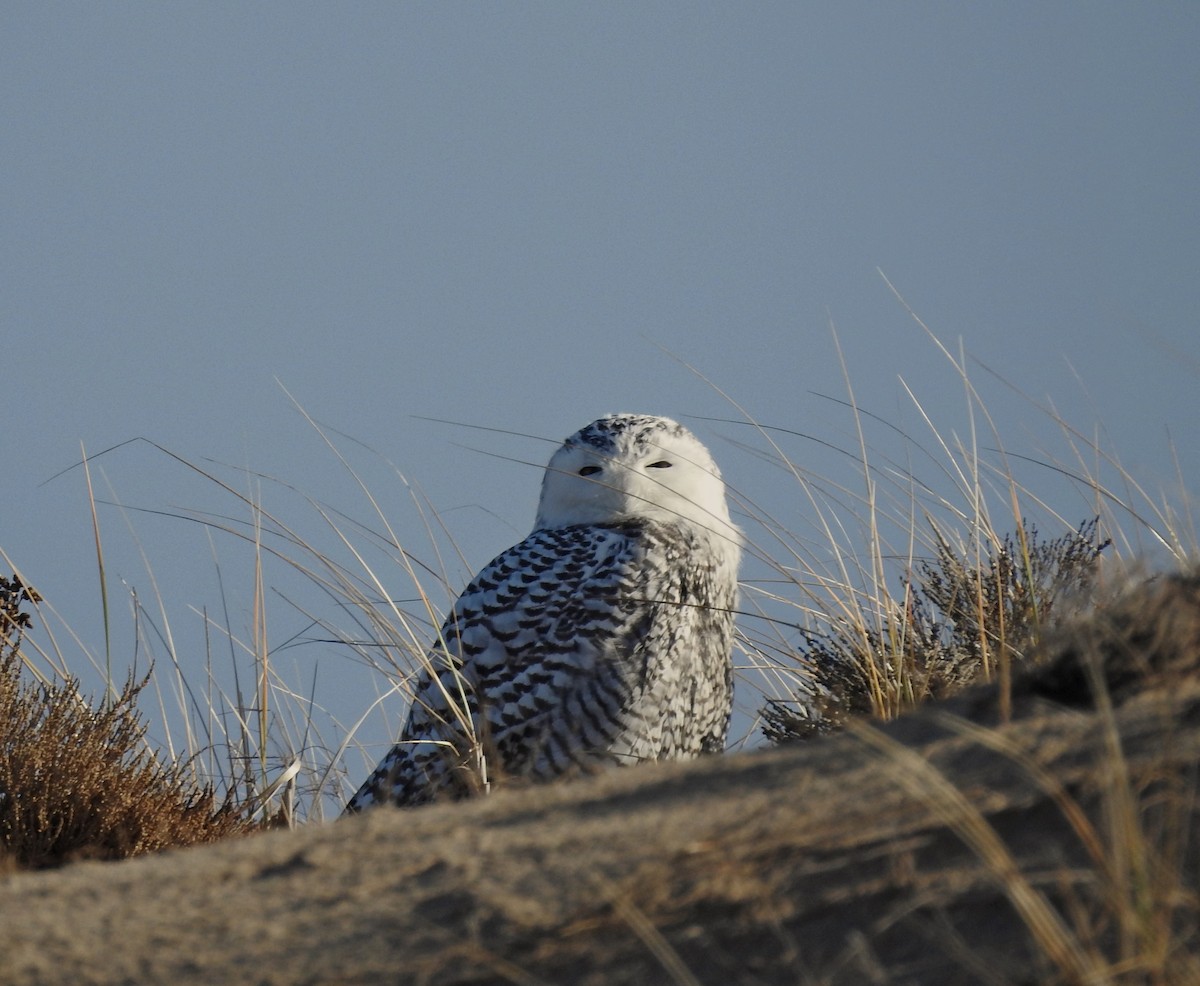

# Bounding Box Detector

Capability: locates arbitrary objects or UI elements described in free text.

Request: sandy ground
[2,640,1197,986]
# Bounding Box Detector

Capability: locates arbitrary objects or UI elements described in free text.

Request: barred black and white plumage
[344,414,740,812]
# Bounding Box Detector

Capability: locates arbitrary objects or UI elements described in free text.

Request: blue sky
[3,4,1198,803]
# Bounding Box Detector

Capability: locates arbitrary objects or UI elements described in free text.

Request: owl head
[534,414,737,540]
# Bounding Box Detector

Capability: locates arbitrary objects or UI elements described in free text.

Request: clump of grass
[761,518,1110,741]
[0,574,256,871]
[722,302,1195,751]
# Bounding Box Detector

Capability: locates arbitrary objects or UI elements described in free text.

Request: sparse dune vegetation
[1,345,1198,984]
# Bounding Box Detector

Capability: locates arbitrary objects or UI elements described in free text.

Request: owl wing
[343,523,656,812]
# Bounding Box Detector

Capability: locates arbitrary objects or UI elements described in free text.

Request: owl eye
[578,465,602,477]
[646,460,673,469]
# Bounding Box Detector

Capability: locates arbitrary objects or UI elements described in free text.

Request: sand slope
[3,577,1199,985]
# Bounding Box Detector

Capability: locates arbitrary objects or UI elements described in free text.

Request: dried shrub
[762,519,1110,742]
[0,575,256,871]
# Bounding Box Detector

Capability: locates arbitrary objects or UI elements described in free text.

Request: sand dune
[3,575,1198,985]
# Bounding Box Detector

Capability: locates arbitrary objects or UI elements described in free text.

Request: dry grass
[760,517,1110,741]
[725,305,1195,748]
[0,575,257,871]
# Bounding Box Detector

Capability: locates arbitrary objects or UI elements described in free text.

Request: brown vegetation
[761,519,1109,740]
[0,575,256,871]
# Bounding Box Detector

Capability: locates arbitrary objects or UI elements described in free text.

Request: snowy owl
[344,413,740,812]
